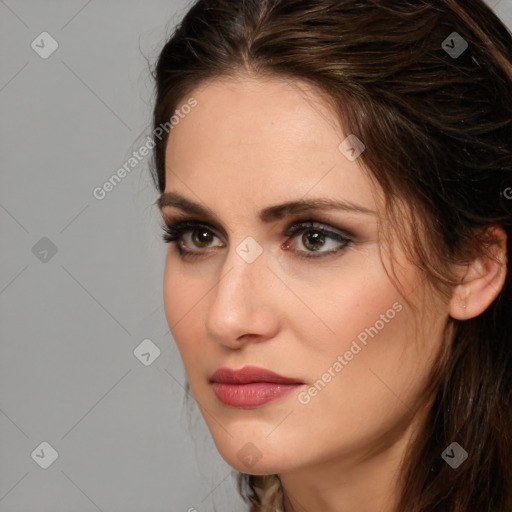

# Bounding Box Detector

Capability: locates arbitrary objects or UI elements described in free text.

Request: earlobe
[449,227,508,320]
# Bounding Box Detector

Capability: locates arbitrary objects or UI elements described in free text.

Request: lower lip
[211,382,302,408]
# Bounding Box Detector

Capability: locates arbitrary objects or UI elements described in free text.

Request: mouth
[209,365,304,409]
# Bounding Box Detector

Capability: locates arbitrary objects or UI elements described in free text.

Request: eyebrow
[157,192,376,223]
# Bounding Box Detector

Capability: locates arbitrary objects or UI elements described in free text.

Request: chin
[210,432,300,475]
[222,451,287,475]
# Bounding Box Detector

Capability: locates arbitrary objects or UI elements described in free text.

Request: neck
[278,405,430,512]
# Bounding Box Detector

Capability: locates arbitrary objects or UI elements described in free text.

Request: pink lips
[209,366,304,409]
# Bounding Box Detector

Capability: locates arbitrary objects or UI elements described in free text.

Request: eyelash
[160,219,353,260]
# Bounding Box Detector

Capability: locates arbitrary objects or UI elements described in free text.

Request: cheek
[283,250,408,359]
[162,253,209,323]
[289,257,437,419]
[162,259,206,362]
[297,294,441,442]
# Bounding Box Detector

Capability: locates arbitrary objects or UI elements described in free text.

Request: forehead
[166,74,340,158]
[163,75,382,216]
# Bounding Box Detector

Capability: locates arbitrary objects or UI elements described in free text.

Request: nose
[204,243,280,349]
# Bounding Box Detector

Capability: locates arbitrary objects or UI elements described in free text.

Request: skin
[158,74,507,512]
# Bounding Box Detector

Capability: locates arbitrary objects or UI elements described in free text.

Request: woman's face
[159,74,449,475]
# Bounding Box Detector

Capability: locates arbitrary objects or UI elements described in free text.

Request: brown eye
[191,229,215,248]
[283,221,353,259]
[301,230,326,251]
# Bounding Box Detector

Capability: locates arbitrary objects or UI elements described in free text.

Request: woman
[150,0,512,510]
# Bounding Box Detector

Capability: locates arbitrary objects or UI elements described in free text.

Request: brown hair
[150,1,512,510]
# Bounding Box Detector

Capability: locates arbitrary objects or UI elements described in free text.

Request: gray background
[0,1,510,511]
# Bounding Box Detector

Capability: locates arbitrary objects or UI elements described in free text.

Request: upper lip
[210,365,304,385]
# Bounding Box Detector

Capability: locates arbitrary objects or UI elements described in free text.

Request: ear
[449,226,508,320]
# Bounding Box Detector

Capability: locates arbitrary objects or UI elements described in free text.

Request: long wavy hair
[150,1,512,510]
